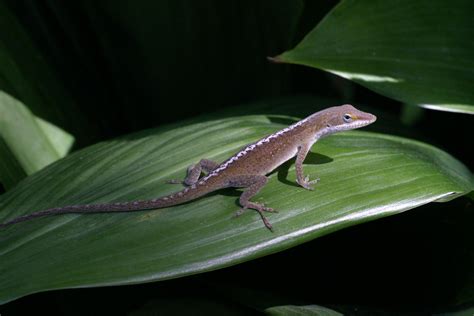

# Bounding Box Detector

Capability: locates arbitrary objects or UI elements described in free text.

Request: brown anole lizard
[0,104,376,231]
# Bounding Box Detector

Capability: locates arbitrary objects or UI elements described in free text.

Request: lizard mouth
[354,119,375,128]
[354,113,377,129]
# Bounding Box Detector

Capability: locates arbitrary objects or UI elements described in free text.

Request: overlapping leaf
[0,91,74,189]
[274,0,474,114]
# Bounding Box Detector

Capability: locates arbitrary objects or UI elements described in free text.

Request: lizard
[0,104,376,231]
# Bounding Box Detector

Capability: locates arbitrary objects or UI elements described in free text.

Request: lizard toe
[262,206,277,213]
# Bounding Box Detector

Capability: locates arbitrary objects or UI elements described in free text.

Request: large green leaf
[0,91,74,189]
[274,0,474,114]
[0,114,472,304]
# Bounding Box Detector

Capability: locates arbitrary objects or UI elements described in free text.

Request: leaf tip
[267,55,285,64]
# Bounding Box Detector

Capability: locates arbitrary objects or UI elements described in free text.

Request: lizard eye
[343,114,353,123]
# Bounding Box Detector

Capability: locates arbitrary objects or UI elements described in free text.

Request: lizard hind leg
[166,159,219,186]
[229,175,277,231]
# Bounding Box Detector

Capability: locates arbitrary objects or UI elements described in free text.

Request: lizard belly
[263,147,298,175]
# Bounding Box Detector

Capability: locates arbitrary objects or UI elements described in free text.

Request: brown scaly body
[0,105,376,231]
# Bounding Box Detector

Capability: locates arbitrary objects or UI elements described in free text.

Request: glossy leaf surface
[275,0,474,114]
[0,115,472,303]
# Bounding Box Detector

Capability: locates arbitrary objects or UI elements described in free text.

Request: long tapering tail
[0,180,216,228]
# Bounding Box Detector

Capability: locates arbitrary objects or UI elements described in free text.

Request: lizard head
[320,104,377,135]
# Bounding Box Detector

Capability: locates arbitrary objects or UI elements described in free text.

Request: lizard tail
[0,181,215,228]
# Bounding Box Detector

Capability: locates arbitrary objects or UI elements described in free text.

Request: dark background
[1,1,473,314]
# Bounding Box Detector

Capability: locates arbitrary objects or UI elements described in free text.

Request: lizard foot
[234,202,276,231]
[297,175,320,191]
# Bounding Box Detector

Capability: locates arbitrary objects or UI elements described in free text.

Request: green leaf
[0,137,26,190]
[0,91,74,189]
[274,0,474,114]
[34,116,74,158]
[265,305,343,316]
[0,114,472,304]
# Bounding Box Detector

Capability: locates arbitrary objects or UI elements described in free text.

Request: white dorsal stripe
[202,117,310,181]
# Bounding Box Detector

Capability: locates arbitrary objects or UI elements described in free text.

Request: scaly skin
[0,105,376,231]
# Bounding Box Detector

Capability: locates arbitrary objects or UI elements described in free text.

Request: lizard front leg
[295,144,319,190]
[167,159,219,186]
[227,175,276,231]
